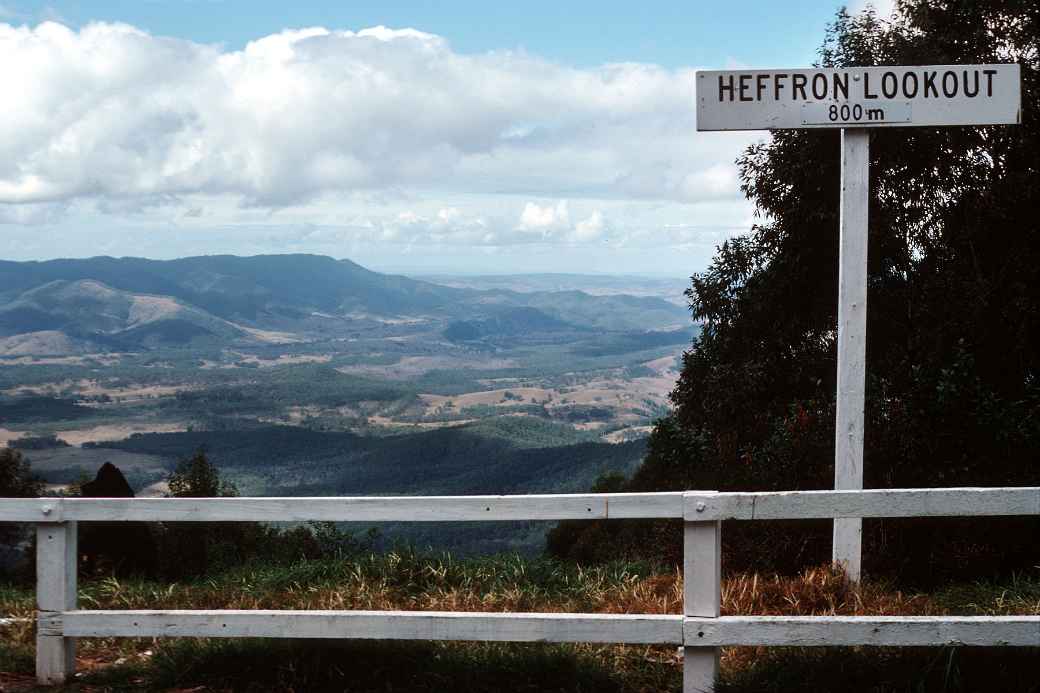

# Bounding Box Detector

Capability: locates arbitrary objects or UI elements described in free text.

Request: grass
[0,553,1037,692]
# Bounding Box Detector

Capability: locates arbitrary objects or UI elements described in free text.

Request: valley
[0,254,695,553]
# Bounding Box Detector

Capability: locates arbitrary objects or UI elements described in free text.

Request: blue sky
[8,0,851,67]
[0,0,889,275]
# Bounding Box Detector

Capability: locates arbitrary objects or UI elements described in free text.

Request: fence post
[683,492,720,693]
[36,520,77,685]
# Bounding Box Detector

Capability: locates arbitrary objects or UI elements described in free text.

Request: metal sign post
[694,64,1021,583]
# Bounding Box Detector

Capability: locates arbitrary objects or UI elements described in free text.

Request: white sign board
[696,64,1021,131]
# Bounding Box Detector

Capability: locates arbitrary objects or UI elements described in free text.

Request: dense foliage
[0,396,92,424]
[0,449,43,499]
[553,0,1040,583]
[5,434,69,450]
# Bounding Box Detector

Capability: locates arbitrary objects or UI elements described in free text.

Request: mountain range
[0,255,689,354]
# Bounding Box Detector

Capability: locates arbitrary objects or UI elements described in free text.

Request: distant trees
[7,433,69,450]
[0,449,44,577]
[0,448,44,498]
[552,0,1040,585]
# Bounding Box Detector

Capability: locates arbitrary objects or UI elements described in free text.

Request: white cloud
[573,210,605,241]
[679,164,740,201]
[0,200,68,224]
[437,207,461,223]
[0,20,765,274]
[0,21,754,211]
[518,201,570,233]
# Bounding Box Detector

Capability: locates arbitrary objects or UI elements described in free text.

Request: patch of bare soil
[57,423,189,447]
[4,379,186,401]
[0,428,27,447]
[229,353,333,368]
[0,353,125,367]
[340,355,517,380]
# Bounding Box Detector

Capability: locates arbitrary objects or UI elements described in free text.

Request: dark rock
[81,462,135,497]
[79,462,158,577]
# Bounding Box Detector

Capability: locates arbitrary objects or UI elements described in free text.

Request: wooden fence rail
[2,486,1038,692]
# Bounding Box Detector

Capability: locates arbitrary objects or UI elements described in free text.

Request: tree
[552,1,1039,584]
[0,448,44,576]
[0,448,44,498]
[168,448,238,499]
[160,448,238,578]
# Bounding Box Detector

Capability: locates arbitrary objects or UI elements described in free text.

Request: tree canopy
[168,448,238,499]
[0,448,43,499]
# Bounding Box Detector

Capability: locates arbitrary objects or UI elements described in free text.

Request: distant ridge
[0,254,689,353]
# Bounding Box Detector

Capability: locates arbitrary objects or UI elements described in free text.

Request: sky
[0,0,894,276]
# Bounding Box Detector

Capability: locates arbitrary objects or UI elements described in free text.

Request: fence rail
[3,486,1038,692]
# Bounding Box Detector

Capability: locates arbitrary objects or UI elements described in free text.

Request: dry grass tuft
[721,565,935,617]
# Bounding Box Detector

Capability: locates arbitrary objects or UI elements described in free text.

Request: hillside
[0,256,688,354]
[418,273,690,306]
[444,306,583,343]
[0,279,254,350]
[0,255,461,322]
[90,420,646,496]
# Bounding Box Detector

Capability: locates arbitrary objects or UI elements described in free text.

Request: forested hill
[93,422,648,498]
[0,255,688,353]
[0,254,464,321]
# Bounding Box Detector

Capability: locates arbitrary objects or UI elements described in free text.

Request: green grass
[1,551,665,617]
[931,573,1040,616]
[0,640,33,677]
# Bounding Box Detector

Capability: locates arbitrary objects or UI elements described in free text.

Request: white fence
[2,486,1038,692]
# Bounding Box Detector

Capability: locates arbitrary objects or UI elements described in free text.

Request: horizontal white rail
[685,487,1040,521]
[49,610,682,644]
[0,493,684,523]
[0,498,53,522]
[43,611,1040,648]
[685,615,1040,647]
[4,487,1037,523]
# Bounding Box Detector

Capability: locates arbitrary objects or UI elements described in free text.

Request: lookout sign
[694,64,1021,586]
[697,65,1020,130]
